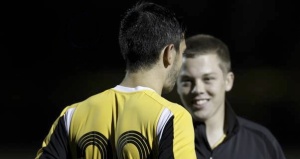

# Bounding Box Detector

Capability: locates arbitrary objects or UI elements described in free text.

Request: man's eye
[180,80,191,86]
[204,77,214,81]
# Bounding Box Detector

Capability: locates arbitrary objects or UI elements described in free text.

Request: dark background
[2,0,300,158]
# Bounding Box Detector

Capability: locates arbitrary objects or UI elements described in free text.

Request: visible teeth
[196,99,207,105]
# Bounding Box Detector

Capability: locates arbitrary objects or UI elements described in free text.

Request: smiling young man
[176,34,286,159]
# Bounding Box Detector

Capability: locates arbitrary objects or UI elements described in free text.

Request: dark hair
[184,34,232,73]
[119,1,186,72]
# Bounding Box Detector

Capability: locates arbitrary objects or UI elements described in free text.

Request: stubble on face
[162,55,181,94]
[162,40,186,94]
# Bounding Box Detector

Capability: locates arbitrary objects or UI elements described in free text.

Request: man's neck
[120,69,165,95]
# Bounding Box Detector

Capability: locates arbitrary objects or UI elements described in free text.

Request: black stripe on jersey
[159,116,174,159]
[117,130,151,159]
[40,117,71,159]
[77,131,111,158]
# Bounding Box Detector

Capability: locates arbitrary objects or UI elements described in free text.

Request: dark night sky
[1,0,300,158]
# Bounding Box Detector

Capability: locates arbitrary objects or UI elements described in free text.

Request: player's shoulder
[161,99,190,116]
[167,102,188,112]
[61,88,115,111]
[80,88,115,104]
[88,88,116,99]
[141,90,187,111]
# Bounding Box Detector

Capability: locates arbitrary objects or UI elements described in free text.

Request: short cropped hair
[184,34,232,73]
[119,1,186,72]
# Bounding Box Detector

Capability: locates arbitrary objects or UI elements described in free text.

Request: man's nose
[191,80,204,94]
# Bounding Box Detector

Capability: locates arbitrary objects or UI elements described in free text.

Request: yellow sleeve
[173,107,196,159]
[159,105,196,159]
[35,106,73,159]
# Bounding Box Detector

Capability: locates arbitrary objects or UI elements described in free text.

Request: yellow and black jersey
[35,85,196,159]
[114,85,196,159]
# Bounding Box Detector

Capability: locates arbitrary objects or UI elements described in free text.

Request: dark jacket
[194,102,287,159]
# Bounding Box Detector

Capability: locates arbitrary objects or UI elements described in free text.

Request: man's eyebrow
[201,72,218,77]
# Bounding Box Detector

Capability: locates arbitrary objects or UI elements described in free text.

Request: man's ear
[162,44,175,68]
[225,72,234,92]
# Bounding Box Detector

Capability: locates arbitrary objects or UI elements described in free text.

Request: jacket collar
[224,100,239,138]
[193,100,240,137]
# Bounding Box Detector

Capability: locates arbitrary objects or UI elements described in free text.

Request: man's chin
[193,111,206,121]
[162,85,174,94]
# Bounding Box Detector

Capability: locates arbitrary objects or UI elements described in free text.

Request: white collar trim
[113,85,155,93]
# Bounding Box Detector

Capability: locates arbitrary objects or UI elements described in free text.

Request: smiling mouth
[192,99,209,109]
[196,99,209,105]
